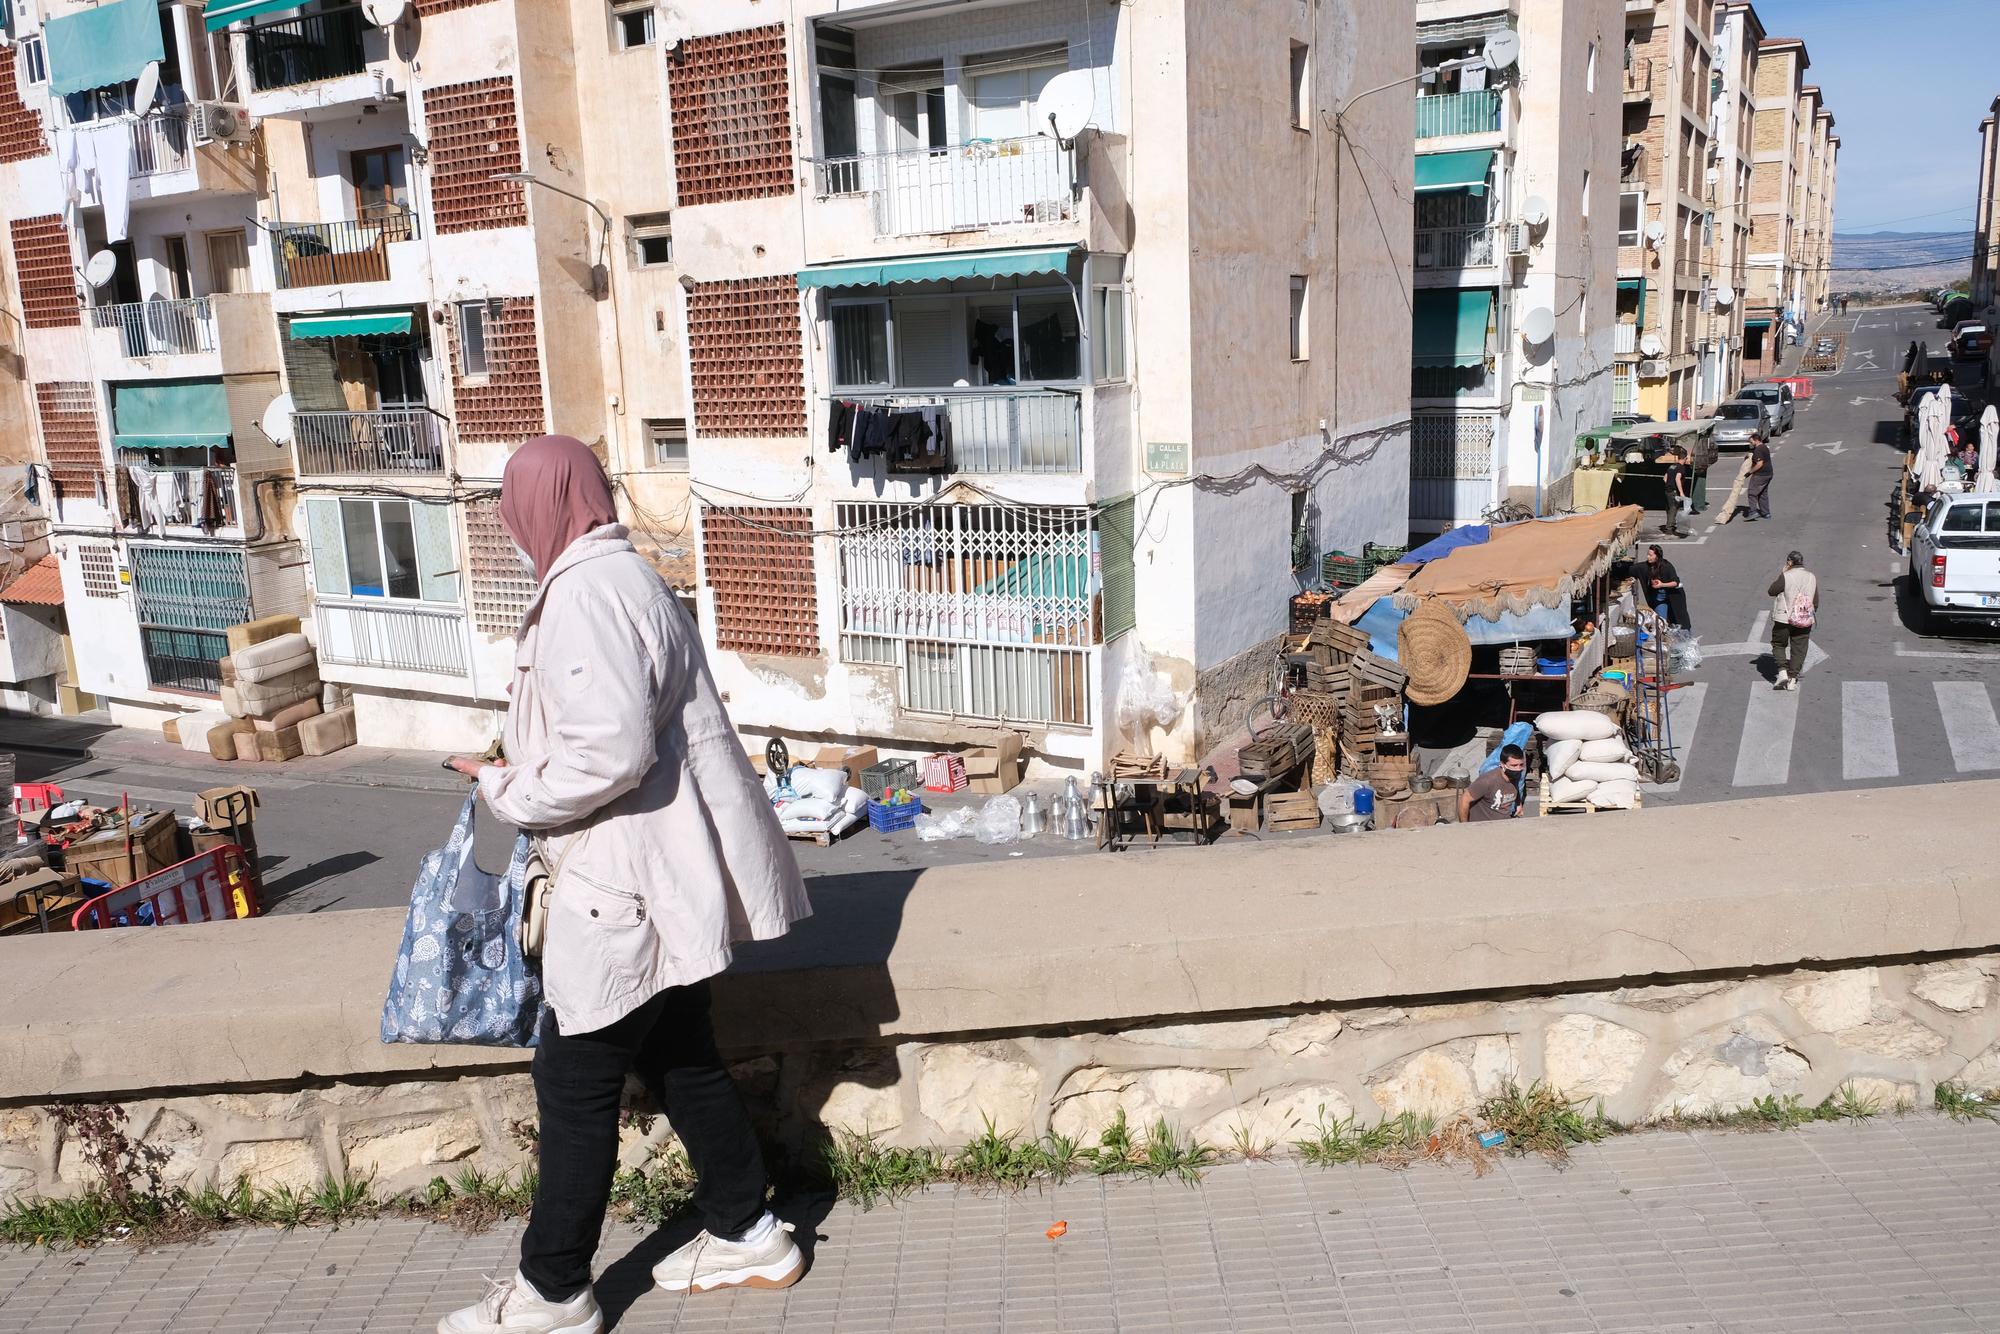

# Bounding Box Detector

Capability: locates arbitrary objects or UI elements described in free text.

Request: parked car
[1712,400,1764,451]
[1735,382,1795,434]
[1909,493,2000,633]
[1902,383,1985,447]
[1952,320,1992,361]
[1813,337,1837,356]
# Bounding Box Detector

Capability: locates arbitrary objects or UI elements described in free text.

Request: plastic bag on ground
[974,795,1023,845]
[1116,656,1183,737]
[915,808,974,842]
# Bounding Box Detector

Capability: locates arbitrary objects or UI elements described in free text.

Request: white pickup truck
[1910,492,2000,631]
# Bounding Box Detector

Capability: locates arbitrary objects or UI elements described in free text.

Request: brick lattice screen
[450,297,545,443]
[699,506,818,657]
[36,382,102,496]
[464,497,536,635]
[424,78,527,235]
[685,276,806,437]
[0,49,47,165]
[12,216,78,329]
[668,25,795,207]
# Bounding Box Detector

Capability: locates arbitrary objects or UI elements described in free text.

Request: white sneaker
[653,1215,805,1294]
[437,1271,603,1334]
[1774,670,1791,690]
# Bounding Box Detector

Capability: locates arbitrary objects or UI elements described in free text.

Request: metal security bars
[835,502,1096,726]
[91,297,215,357]
[293,409,445,476]
[812,136,1075,239]
[129,544,250,694]
[1409,410,1498,526]
[246,5,368,92]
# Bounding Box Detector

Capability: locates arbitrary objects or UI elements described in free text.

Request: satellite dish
[1520,195,1550,228]
[132,62,160,118]
[1643,220,1666,247]
[1640,334,1665,358]
[83,250,117,289]
[1481,29,1521,72]
[260,393,296,446]
[1716,286,1736,308]
[361,0,408,24]
[1034,69,1095,144]
[1520,306,1556,345]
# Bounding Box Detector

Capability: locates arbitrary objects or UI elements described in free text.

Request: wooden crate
[64,811,180,887]
[1265,792,1322,832]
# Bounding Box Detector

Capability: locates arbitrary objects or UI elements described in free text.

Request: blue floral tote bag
[381,795,543,1047]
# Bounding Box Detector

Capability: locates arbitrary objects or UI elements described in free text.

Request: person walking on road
[1768,549,1819,691]
[440,436,813,1334]
[1644,544,1692,632]
[1741,432,1774,522]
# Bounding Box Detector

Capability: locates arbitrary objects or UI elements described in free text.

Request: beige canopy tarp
[1391,506,1644,622]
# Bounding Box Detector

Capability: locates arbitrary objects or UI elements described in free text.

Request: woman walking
[440,436,812,1334]
[1768,549,1819,691]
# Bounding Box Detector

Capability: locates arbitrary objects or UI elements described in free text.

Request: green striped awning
[45,0,164,97]
[288,313,413,339]
[1414,149,1494,195]
[204,0,302,31]
[1413,289,1495,368]
[112,380,232,450]
[797,246,1075,290]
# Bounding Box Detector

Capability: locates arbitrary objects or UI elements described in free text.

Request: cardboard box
[964,733,1024,795]
[226,614,302,656]
[195,785,260,830]
[255,726,304,763]
[813,744,878,791]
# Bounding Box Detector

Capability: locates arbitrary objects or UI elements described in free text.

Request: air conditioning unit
[190,101,255,145]
[1504,221,1530,257]
[1638,359,1668,379]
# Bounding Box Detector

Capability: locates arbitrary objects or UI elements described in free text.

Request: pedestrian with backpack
[1768,550,1818,691]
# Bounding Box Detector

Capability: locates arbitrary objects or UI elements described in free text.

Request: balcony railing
[293,409,445,476]
[1414,90,1500,139]
[316,600,468,677]
[247,5,368,92]
[90,297,215,358]
[1415,225,1498,270]
[830,389,1082,474]
[130,111,193,178]
[812,136,1075,239]
[1614,322,1638,354]
[1623,59,1653,100]
[269,214,418,289]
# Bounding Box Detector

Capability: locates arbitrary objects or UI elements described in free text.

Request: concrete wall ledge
[3,782,1995,1103]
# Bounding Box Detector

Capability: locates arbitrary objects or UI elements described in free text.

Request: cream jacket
[480,524,810,1034]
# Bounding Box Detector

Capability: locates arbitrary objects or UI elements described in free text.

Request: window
[1289,274,1309,361]
[628,213,672,267]
[162,236,191,300]
[967,45,1066,141]
[1092,257,1127,383]
[343,499,421,600]
[129,545,250,695]
[1618,191,1643,247]
[611,0,655,50]
[457,301,490,379]
[18,35,46,87]
[308,497,460,604]
[881,65,947,154]
[205,230,249,295]
[1586,42,1597,93]
[351,147,411,227]
[1289,41,1311,129]
[647,417,689,471]
[831,301,891,387]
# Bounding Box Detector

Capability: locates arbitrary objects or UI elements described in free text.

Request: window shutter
[304,497,347,596]
[412,500,461,603]
[1098,495,1135,642]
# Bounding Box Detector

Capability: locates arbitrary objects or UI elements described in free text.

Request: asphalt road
[1646,301,2000,805]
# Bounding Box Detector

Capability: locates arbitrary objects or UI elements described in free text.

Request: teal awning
[1744,318,1772,330]
[1413,289,1495,368]
[1414,149,1494,195]
[46,0,165,97]
[1618,277,1646,325]
[112,380,232,451]
[203,0,302,31]
[288,313,413,339]
[797,246,1075,290]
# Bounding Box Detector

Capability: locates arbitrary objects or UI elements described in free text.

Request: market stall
[1571,421,1717,522]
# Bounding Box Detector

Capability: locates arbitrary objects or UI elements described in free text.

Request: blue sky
[1750,0,2000,235]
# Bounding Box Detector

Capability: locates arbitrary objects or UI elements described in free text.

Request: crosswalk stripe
[1650,682,1706,795]
[1841,682,1898,781]
[1934,682,2000,772]
[1732,683,1799,787]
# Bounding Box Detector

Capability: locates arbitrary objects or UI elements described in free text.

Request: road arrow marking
[1802,441,1848,456]
[1849,396,1881,406]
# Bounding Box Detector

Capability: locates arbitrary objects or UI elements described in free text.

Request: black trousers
[1772,623,1810,679]
[1745,473,1772,519]
[519,982,769,1302]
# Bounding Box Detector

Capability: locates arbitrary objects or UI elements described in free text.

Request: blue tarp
[1478,722,1535,774]
[45,0,162,97]
[1356,598,1573,663]
[1402,525,1491,566]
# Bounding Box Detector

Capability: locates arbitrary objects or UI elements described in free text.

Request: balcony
[247,6,368,92]
[830,390,1082,474]
[1415,90,1501,140]
[1415,225,1499,271]
[1624,59,1654,103]
[812,137,1076,241]
[130,112,194,178]
[269,215,419,290]
[87,293,279,378]
[116,463,241,532]
[293,409,446,477]
[315,600,468,677]
[91,298,214,359]
[1614,322,1638,355]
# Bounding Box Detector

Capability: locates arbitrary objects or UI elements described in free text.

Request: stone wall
[8,952,2000,1202]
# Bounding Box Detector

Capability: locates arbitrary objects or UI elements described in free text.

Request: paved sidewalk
[5,1118,1999,1332]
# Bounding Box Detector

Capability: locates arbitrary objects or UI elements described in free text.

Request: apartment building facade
[1974,103,2000,312]
[1699,1,1761,409]
[663,0,1415,767]
[1743,35,1806,376]
[1410,0,1618,529]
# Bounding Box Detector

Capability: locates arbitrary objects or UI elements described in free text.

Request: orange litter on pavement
[1046,1221,1068,1239]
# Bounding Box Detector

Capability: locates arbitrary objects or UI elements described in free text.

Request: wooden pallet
[786,826,840,847]
[1537,775,1644,817]
[1265,792,1323,832]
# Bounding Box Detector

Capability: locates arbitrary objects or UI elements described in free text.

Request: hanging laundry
[23,464,39,508]
[199,469,224,532]
[828,399,854,455]
[115,465,143,528]
[887,411,933,473]
[149,467,180,528]
[93,121,132,244]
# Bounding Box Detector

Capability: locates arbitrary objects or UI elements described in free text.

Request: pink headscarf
[499,435,619,578]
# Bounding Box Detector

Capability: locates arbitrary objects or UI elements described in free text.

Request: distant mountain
[1833,230,1971,270]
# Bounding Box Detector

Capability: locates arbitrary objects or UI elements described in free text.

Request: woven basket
[1498,645,1536,676]
[1398,601,1473,707]
[1288,691,1346,728]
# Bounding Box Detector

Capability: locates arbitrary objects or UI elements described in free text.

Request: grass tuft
[1478,1082,1618,1166]
[1934,1081,1998,1123]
